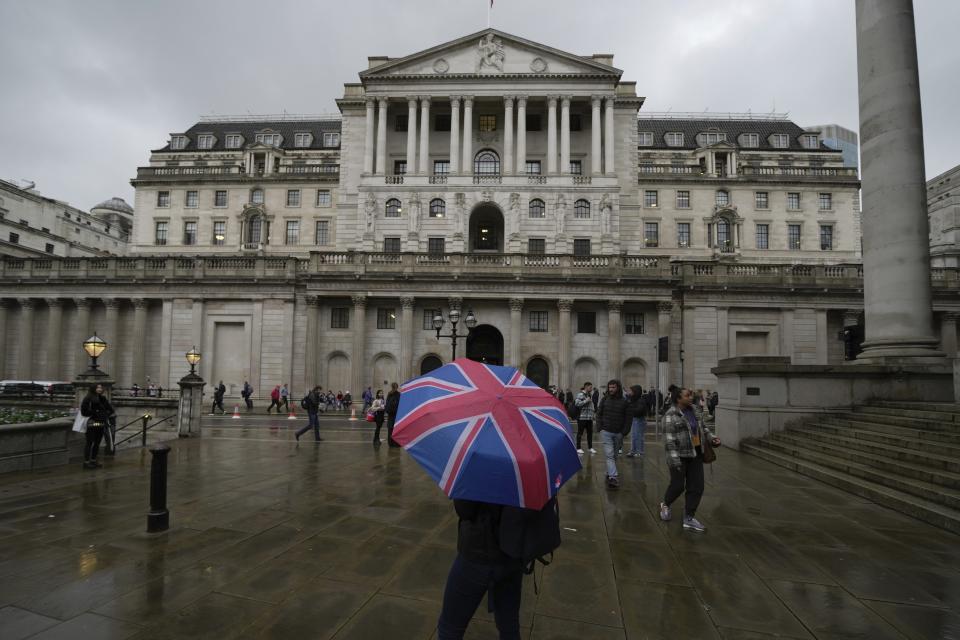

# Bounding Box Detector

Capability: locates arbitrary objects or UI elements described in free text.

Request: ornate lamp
[185,346,201,375]
[83,333,107,371]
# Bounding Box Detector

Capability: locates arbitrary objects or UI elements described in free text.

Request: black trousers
[663,453,705,517]
[386,414,400,447]
[212,398,224,413]
[576,419,593,449]
[84,425,105,462]
[372,411,385,442]
[267,398,281,413]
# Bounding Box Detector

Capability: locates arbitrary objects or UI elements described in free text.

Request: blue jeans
[437,554,523,640]
[601,430,619,479]
[295,411,320,440]
[630,417,646,455]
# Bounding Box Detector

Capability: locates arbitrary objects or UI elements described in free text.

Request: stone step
[837,410,960,433]
[753,438,960,510]
[801,422,960,458]
[789,424,960,473]
[822,416,960,445]
[741,443,960,535]
[854,404,960,424]
[869,401,960,415]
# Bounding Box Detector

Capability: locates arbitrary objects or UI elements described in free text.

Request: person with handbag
[659,387,721,532]
[80,383,115,470]
[370,389,386,445]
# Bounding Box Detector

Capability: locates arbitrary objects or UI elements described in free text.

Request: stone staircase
[741,401,960,534]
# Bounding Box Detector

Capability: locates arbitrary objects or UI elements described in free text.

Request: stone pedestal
[177,373,205,438]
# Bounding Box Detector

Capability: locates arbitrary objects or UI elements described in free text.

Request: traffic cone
[349,407,358,421]
[231,405,241,419]
[287,408,297,420]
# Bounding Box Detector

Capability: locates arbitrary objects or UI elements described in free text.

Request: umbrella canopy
[393,358,582,510]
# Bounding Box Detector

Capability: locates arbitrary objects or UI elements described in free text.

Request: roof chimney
[592,54,614,67]
[368,56,390,69]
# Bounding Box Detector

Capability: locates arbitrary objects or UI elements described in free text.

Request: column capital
[591,94,603,105]
[365,97,376,108]
[0,299,9,310]
[607,299,623,312]
[448,296,463,311]
[400,296,416,309]
[45,298,62,309]
[604,95,616,104]
[560,96,572,107]
[419,96,431,105]
[450,95,462,105]
[305,295,320,307]
[406,96,419,105]
[557,299,574,312]
[351,294,367,308]
[503,95,514,107]
[17,298,35,309]
[509,298,524,312]
[104,298,121,310]
[515,95,528,106]
[462,95,475,105]
[944,311,960,322]
[657,301,674,313]
[75,298,92,310]
[546,95,558,106]
[377,97,389,107]
[132,298,149,310]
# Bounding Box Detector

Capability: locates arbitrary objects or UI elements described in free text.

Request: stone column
[546,95,558,175]
[400,296,415,381]
[304,296,319,387]
[375,98,388,176]
[607,299,622,381]
[509,298,523,368]
[45,299,63,379]
[780,309,795,362]
[560,96,571,174]
[351,295,367,394]
[103,299,120,377]
[17,299,34,380]
[461,96,474,174]
[591,95,602,175]
[657,302,673,392]
[364,98,375,174]
[75,299,91,375]
[191,299,204,357]
[716,307,729,361]
[130,299,148,387]
[0,301,7,376]
[503,96,514,175]
[406,97,418,175]
[816,309,829,364]
[604,96,615,175]
[940,312,959,358]
[515,96,527,175]
[855,0,942,362]
[558,299,573,391]
[449,96,461,175]
[418,96,431,175]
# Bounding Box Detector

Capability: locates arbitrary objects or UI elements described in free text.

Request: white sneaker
[589,448,597,454]
[659,502,672,521]
[577,448,584,455]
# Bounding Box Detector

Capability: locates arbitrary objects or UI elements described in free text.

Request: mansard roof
[637,118,831,152]
[154,119,342,153]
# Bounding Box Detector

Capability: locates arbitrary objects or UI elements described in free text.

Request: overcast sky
[1,0,957,211]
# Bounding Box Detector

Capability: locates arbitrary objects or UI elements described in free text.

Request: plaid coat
[574,390,595,421]
[663,404,716,469]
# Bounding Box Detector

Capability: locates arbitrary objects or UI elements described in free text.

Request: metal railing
[114,413,176,448]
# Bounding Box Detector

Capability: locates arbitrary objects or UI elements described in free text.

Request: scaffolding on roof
[198,113,342,123]
[638,111,790,121]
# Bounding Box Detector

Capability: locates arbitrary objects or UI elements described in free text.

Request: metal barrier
[114,414,176,448]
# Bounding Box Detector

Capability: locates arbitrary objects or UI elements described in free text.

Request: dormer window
[740,133,759,148]
[225,134,243,149]
[665,132,684,147]
[197,135,215,150]
[802,134,819,149]
[322,132,340,147]
[770,133,789,148]
[696,131,726,146]
[638,132,653,146]
[255,133,281,146]
[170,135,188,150]
[294,133,313,148]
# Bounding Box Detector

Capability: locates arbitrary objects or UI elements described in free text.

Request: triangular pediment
[360,29,622,79]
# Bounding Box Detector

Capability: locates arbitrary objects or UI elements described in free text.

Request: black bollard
[147,443,171,533]
[141,414,150,447]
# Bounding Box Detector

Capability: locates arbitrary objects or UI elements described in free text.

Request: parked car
[0,381,46,397]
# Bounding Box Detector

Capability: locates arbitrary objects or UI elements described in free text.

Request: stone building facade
[1,30,958,396]
[928,163,960,268]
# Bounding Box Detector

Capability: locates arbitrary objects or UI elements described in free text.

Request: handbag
[365,411,376,422]
[702,437,717,464]
[72,412,89,433]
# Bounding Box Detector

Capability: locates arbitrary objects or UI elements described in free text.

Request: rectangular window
[434,114,451,131]
[433,160,450,175]
[330,307,349,329]
[45,243,54,254]
[529,311,548,333]
[394,115,408,132]
[570,114,582,131]
[819,192,833,211]
[423,309,440,330]
[644,190,659,208]
[802,134,819,149]
[383,236,401,252]
[820,225,834,250]
[741,133,759,148]
[665,132,684,147]
[394,160,407,175]
[715,190,730,206]
[771,133,789,148]
[624,313,644,335]
[9,232,19,244]
[755,191,769,209]
[577,311,596,334]
[197,135,214,149]
[183,221,197,245]
[787,192,801,210]
[526,114,541,131]
[644,222,659,247]
[157,191,170,208]
[638,132,653,146]
[569,160,582,175]
[255,133,280,146]
[154,221,168,245]
[525,161,541,175]
[251,189,264,205]
[285,220,299,245]
[677,222,691,247]
[213,220,226,245]
[478,115,497,132]
[170,136,187,150]
[788,224,802,250]
[377,308,396,330]
[528,238,545,254]
[185,190,198,208]
[286,189,301,207]
[316,190,331,206]
[676,190,690,209]
[756,224,769,249]
[573,238,591,256]
[315,220,330,245]
[294,133,311,147]
[225,134,242,149]
[428,237,445,254]
[214,190,227,207]
[322,132,340,147]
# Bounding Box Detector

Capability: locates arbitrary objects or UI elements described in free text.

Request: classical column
[503,96,514,175]
[131,298,148,387]
[546,95,558,175]
[657,302,673,391]
[560,96,571,174]
[781,309,795,363]
[305,296,320,386]
[449,96,461,175]
[406,97,418,175]
[940,312,959,357]
[607,299,622,381]
[591,95,602,175]
[45,299,63,379]
[0,301,7,376]
[400,296,415,381]
[461,96,474,174]
[604,95,615,175]
[816,309,829,364]
[716,307,730,361]
[103,299,120,376]
[363,98,375,174]
[418,96,431,175]
[558,299,573,390]
[17,299,34,380]
[509,298,523,368]
[351,295,367,394]
[855,0,942,362]
[75,299,91,374]
[375,98,388,175]
[515,96,527,174]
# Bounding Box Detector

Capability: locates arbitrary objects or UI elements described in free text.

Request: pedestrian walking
[595,379,632,489]
[211,380,226,414]
[280,383,290,412]
[242,381,254,411]
[267,385,282,413]
[370,389,386,444]
[659,387,721,532]
[362,386,373,413]
[574,382,596,455]
[295,386,323,442]
[80,383,115,469]
[626,385,647,458]
[384,382,401,447]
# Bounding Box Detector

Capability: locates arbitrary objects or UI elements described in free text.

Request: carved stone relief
[476,34,505,72]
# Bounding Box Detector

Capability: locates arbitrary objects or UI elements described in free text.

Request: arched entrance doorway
[466,325,504,365]
[469,205,504,252]
[525,356,550,389]
[420,355,443,375]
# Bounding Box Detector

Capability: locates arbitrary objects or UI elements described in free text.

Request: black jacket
[626,385,648,420]
[80,394,114,426]
[596,381,631,434]
[454,499,524,567]
[385,390,401,416]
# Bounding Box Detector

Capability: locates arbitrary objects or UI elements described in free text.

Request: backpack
[566,400,581,420]
[300,395,309,410]
[498,496,561,575]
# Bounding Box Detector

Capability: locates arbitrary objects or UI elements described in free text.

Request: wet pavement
[0,414,957,639]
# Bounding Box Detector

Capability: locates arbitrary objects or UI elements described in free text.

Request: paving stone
[767,580,905,639]
[26,612,142,640]
[864,600,960,640]
[0,605,61,640]
[618,582,719,639]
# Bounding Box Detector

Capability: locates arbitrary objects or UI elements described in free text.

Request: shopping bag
[72,412,89,433]
[365,411,376,422]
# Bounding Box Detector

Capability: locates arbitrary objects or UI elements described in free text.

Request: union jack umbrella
[393,358,582,510]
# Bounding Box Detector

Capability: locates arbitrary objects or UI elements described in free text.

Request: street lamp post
[178,346,205,438]
[433,308,477,361]
[82,333,107,373]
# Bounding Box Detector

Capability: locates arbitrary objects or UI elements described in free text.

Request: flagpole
[487,0,491,27]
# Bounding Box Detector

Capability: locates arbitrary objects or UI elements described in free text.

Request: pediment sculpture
[477,34,505,72]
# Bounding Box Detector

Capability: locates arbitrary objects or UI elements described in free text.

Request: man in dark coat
[595,379,632,488]
[384,382,402,447]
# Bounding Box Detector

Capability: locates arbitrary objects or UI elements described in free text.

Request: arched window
[715,190,730,207]
[716,219,733,252]
[247,216,263,244]
[525,357,550,389]
[250,188,264,205]
[574,199,591,218]
[528,199,545,218]
[474,150,500,175]
[429,198,445,218]
[420,355,443,375]
[385,198,401,217]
